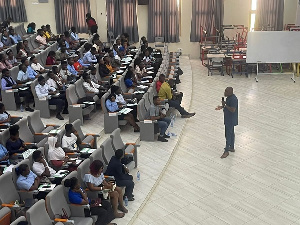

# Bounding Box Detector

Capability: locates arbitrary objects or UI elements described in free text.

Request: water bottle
[170,117,174,127]
[171,132,177,137]
[137,171,140,181]
[20,104,24,112]
[124,196,128,206]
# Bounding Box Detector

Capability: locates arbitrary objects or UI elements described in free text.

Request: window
[250,0,257,31]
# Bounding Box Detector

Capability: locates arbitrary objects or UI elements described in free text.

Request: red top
[74,61,82,71]
[87,18,97,28]
[156,80,162,93]
[46,56,56,65]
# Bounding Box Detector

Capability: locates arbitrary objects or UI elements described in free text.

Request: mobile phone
[222,97,224,102]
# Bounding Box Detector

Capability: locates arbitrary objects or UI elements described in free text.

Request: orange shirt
[106,64,113,73]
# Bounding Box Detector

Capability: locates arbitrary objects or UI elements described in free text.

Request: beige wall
[14,0,298,59]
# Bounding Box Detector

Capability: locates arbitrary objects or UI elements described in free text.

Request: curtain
[148,0,180,43]
[54,0,90,34]
[255,0,284,31]
[190,0,224,42]
[0,0,27,22]
[106,0,139,43]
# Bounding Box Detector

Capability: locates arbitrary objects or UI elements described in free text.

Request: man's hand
[222,101,226,107]
[215,105,223,110]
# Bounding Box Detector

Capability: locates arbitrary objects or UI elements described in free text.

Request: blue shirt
[78,58,90,67]
[68,189,86,204]
[83,51,97,64]
[224,94,238,126]
[125,78,133,88]
[65,41,70,49]
[16,170,37,190]
[0,144,9,164]
[70,32,79,41]
[106,99,119,112]
[9,34,22,44]
[67,64,78,76]
[113,49,118,56]
[27,66,38,79]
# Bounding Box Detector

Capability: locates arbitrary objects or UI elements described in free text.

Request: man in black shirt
[216,87,238,159]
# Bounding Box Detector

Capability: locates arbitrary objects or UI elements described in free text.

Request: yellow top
[158,82,172,100]
[106,64,114,73]
[43,31,51,39]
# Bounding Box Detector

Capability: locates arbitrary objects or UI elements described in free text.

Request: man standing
[216,87,238,159]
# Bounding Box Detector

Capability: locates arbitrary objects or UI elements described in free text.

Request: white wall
[13,0,298,59]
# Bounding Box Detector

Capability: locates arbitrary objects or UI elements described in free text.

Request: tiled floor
[131,59,300,225]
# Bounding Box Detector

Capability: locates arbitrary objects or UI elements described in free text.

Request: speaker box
[138,0,149,5]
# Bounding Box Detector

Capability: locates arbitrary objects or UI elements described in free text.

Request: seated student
[22,58,38,80]
[135,62,147,79]
[17,42,28,58]
[148,96,171,142]
[55,46,68,61]
[46,51,58,66]
[16,164,40,191]
[32,150,56,177]
[85,160,127,218]
[105,94,140,132]
[70,27,79,41]
[35,29,47,46]
[108,50,121,68]
[6,125,26,155]
[0,142,9,165]
[1,30,12,47]
[140,36,147,45]
[99,57,111,78]
[2,68,34,112]
[30,56,46,74]
[46,70,64,90]
[0,53,12,71]
[0,41,4,52]
[6,49,18,66]
[59,60,74,82]
[112,44,119,56]
[41,25,51,41]
[104,56,116,73]
[74,51,90,68]
[9,29,22,44]
[92,38,104,56]
[27,22,36,34]
[46,24,57,40]
[61,124,82,153]
[23,40,32,56]
[119,41,129,56]
[124,67,137,89]
[47,136,68,168]
[141,40,153,54]
[1,17,12,30]
[143,49,153,65]
[82,73,105,98]
[35,76,65,120]
[64,31,77,49]
[90,66,101,84]
[156,74,165,93]
[67,57,82,78]
[52,65,67,84]
[64,177,115,225]
[105,149,135,201]
[16,63,31,84]
[83,47,97,64]
[0,103,11,128]
[158,78,195,118]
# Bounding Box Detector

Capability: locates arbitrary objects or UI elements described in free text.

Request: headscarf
[47,136,65,161]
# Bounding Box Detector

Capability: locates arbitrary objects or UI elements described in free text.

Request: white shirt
[32,161,56,176]
[84,173,105,187]
[36,35,47,45]
[31,63,44,71]
[35,83,56,99]
[115,94,126,105]
[59,69,72,80]
[115,54,121,61]
[83,51,97,64]
[70,32,79,41]
[62,133,78,150]
[46,78,58,89]
[83,81,100,93]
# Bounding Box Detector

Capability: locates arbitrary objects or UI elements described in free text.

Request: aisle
[132,59,300,225]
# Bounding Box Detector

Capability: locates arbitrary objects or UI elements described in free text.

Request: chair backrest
[143,92,151,110]
[0,207,11,225]
[119,76,128,93]
[27,111,45,134]
[9,66,19,82]
[147,87,155,105]
[26,199,53,225]
[89,148,107,171]
[110,128,125,151]
[16,118,34,143]
[9,216,26,225]
[137,98,147,121]
[108,31,114,39]
[74,78,86,99]
[101,92,110,114]
[61,171,78,203]
[155,37,164,43]
[66,84,79,105]
[0,128,10,147]
[0,172,20,204]
[77,158,90,188]
[45,185,71,220]
[71,119,85,140]
[30,34,39,49]
[10,45,17,56]
[12,159,30,189]
[100,138,115,165]
[30,79,39,99]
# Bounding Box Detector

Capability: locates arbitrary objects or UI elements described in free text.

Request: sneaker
[56,114,64,120]
[25,107,34,112]
[163,134,170,138]
[181,113,196,118]
[158,136,168,142]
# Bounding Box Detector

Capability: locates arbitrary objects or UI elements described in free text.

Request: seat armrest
[1,203,14,207]
[69,204,89,217]
[123,93,133,99]
[46,124,59,128]
[35,133,48,136]
[86,133,100,137]
[24,142,36,145]
[54,218,68,222]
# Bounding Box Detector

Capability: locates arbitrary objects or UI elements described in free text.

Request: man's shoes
[56,114,64,120]
[25,107,34,112]
[163,133,170,138]
[158,136,168,142]
[181,113,196,118]
[229,148,235,152]
[221,151,229,159]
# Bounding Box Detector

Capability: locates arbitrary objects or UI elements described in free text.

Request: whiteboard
[246,31,300,63]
